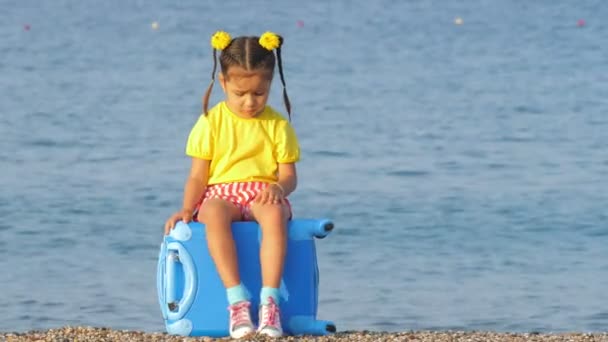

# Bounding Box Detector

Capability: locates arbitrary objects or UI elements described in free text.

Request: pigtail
[204,31,232,115]
[259,32,292,121]
[202,48,217,115]
[275,36,291,120]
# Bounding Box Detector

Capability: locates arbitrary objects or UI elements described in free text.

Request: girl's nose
[244,95,255,107]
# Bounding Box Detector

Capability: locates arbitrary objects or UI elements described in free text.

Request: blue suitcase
[156,219,336,337]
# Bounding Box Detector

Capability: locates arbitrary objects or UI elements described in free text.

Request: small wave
[514,105,545,115]
[310,150,350,158]
[387,170,430,177]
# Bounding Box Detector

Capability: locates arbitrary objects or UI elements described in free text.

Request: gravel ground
[2,327,608,342]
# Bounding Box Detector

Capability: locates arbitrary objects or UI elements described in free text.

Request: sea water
[1,0,607,334]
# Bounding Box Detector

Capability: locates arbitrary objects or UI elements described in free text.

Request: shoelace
[260,297,279,328]
[229,301,251,327]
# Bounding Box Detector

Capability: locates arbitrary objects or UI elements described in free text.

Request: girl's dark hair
[203,35,291,119]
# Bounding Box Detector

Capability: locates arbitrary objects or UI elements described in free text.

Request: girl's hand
[254,183,285,205]
[164,208,194,235]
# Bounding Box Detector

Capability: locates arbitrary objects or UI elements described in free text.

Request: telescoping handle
[288,219,335,240]
[310,219,334,239]
[164,242,197,321]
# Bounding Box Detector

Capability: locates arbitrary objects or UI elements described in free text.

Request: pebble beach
[2,327,608,342]
[3,1,608,340]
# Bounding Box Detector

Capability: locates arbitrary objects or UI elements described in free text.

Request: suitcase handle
[157,241,168,320]
[165,242,197,321]
[165,251,178,304]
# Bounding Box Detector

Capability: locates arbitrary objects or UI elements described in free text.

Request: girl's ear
[218,72,227,92]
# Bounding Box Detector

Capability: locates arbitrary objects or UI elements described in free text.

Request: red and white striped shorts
[196,181,291,221]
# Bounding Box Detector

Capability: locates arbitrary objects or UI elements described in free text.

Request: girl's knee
[250,203,290,224]
[198,198,241,224]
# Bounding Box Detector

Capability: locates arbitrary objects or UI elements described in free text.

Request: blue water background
[1,0,607,334]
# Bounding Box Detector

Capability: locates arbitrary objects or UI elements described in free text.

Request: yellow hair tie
[259,31,280,51]
[211,31,231,50]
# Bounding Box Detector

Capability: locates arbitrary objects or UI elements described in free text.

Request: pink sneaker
[228,301,254,339]
[257,297,283,337]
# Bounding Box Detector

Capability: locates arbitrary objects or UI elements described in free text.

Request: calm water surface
[1,0,607,334]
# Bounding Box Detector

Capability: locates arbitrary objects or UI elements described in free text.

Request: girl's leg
[249,202,290,290]
[199,197,255,338]
[197,198,242,289]
[250,201,290,337]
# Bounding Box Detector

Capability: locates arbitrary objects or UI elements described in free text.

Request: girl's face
[219,66,272,118]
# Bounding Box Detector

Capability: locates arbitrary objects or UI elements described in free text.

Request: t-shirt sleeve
[185,115,214,159]
[275,121,300,163]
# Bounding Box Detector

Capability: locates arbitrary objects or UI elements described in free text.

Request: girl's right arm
[164,157,210,234]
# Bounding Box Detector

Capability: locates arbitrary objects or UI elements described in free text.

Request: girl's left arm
[275,162,297,197]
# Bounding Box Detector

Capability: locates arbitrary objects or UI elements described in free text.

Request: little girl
[164,31,299,339]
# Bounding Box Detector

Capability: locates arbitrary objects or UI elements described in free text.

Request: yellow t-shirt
[185,102,300,185]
